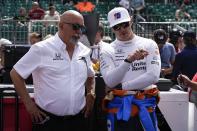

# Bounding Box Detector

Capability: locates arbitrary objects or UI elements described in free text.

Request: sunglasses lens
[72,24,86,33]
[113,22,129,31]
[113,25,119,31]
[72,24,80,30]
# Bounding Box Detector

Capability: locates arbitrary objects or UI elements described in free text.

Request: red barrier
[3,98,32,131]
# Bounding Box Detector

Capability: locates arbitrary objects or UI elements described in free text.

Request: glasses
[112,22,130,31]
[63,22,86,34]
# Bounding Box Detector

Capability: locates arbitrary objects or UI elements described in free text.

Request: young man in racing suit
[100,7,161,131]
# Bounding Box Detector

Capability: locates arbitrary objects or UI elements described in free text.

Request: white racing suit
[100,35,161,131]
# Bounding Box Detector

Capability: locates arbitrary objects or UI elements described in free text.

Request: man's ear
[58,22,63,30]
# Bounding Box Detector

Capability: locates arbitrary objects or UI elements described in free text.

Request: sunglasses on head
[63,22,86,34]
[112,22,130,31]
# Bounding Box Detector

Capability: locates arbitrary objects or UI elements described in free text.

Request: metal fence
[0,20,58,44]
[0,20,197,44]
[104,21,197,41]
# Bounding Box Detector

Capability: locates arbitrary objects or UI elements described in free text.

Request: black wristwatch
[124,58,132,63]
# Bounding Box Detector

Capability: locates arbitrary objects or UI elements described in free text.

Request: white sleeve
[100,48,130,88]
[86,55,95,77]
[122,41,161,90]
[13,45,41,79]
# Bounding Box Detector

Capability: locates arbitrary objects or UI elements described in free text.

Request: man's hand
[127,49,149,62]
[25,100,47,123]
[177,74,191,87]
[82,93,95,118]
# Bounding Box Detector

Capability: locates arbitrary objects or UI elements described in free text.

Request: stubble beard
[69,35,80,45]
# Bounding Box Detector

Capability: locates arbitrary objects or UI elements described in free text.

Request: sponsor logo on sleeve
[151,61,159,65]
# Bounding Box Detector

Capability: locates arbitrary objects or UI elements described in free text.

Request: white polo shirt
[14,33,95,116]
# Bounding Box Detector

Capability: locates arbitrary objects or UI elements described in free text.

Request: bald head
[60,10,84,23]
[58,10,85,45]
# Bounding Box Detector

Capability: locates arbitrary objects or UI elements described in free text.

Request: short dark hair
[183,31,196,46]
[169,29,183,44]
[153,29,167,44]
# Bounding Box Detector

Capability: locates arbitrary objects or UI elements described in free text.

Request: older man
[10,10,95,131]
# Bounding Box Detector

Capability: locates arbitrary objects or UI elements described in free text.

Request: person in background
[178,73,197,107]
[100,7,161,131]
[178,73,197,91]
[0,38,12,45]
[29,32,42,45]
[43,6,60,27]
[10,10,95,131]
[91,23,108,64]
[153,29,176,79]
[172,31,197,84]
[168,29,184,53]
[91,23,109,72]
[13,7,29,25]
[45,3,60,15]
[28,2,45,20]
[175,2,191,21]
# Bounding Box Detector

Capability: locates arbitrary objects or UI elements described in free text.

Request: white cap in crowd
[0,38,12,46]
[108,7,130,27]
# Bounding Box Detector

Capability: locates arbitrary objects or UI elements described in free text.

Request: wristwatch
[124,58,132,63]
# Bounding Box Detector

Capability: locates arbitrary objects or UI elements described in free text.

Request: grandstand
[0,0,196,44]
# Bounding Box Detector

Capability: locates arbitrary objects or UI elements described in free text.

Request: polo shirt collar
[54,33,79,50]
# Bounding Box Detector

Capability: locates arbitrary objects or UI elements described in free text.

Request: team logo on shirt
[115,49,124,54]
[53,53,64,60]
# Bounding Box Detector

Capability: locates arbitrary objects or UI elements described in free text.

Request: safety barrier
[0,85,33,131]
[0,75,107,131]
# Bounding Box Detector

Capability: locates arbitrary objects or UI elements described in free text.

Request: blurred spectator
[62,0,77,5]
[29,32,42,45]
[13,7,29,25]
[0,38,12,45]
[118,0,130,10]
[168,29,184,53]
[172,31,197,84]
[153,29,176,79]
[74,0,95,13]
[28,2,45,20]
[43,6,60,27]
[63,0,74,6]
[175,3,191,21]
[45,3,60,15]
[91,23,109,72]
[178,73,197,91]
[91,23,108,62]
[179,73,197,106]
